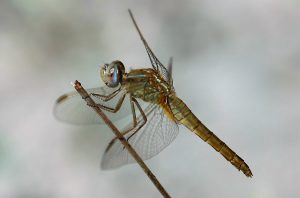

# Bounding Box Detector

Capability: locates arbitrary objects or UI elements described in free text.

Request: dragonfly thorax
[123,68,173,104]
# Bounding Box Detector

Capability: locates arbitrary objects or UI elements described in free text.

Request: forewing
[101,104,179,169]
[128,10,172,85]
[167,57,174,88]
[54,86,130,125]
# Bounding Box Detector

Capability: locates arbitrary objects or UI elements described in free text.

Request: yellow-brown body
[123,68,252,177]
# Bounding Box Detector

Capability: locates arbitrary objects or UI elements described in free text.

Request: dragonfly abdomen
[168,96,253,177]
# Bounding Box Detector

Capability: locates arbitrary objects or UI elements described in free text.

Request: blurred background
[1,0,300,197]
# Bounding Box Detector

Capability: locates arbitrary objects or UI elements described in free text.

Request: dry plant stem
[73,80,171,198]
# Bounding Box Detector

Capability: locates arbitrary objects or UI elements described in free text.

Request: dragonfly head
[100,60,125,88]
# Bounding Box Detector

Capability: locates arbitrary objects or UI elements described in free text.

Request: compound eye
[100,61,124,88]
[107,65,120,87]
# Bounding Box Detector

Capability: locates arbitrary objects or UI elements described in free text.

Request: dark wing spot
[56,94,69,104]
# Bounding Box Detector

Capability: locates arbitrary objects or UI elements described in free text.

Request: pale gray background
[1,0,300,197]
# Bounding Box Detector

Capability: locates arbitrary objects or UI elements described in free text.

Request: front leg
[87,92,126,113]
[91,87,121,102]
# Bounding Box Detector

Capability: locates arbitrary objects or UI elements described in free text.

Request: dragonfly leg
[105,96,147,152]
[130,94,137,127]
[91,87,121,102]
[126,97,147,142]
[109,94,139,140]
[87,93,126,113]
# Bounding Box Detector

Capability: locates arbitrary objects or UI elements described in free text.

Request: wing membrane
[128,10,173,85]
[54,86,131,125]
[101,104,179,169]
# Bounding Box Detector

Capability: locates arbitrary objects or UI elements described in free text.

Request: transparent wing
[101,104,179,169]
[54,86,131,125]
[167,57,174,89]
[128,10,173,86]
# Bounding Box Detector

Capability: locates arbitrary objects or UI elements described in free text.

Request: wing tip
[56,94,69,104]
[100,154,123,170]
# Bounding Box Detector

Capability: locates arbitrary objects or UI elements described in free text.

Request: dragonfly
[54,10,253,177]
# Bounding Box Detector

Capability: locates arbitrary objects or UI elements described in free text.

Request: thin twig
[73,80,171,198]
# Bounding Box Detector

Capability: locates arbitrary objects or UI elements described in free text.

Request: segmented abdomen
[168,95,253,177]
